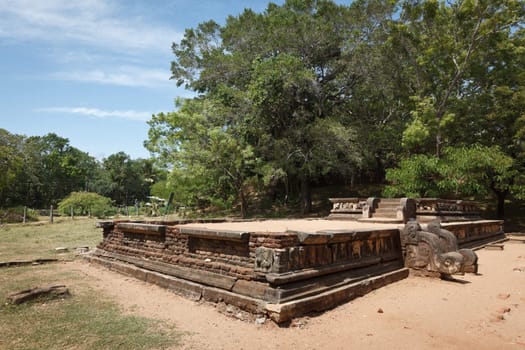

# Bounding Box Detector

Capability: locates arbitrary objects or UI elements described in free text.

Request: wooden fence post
[50,205,54,224]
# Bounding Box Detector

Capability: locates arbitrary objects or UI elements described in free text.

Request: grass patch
[0,264,182,350]
[0,218,101,262]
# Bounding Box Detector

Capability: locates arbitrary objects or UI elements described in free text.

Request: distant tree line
[0,129,165,209]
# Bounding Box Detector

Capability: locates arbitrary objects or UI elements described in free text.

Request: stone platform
[88,217,504,323]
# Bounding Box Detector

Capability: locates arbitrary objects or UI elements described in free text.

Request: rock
[255,316,266,325]
[498,293,511,300]
[377,308,384,313]
[226,305,235,314]
[76,247,90,254]
[55,247,68,253]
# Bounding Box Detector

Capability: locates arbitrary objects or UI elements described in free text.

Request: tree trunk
[239,186,247,219]
[300,176,312,215]
[495,190,506,219]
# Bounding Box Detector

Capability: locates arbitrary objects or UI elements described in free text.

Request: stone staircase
[358,198,404,224]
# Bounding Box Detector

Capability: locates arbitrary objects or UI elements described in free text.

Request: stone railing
[327,198,367,220]
[416,198,481,222]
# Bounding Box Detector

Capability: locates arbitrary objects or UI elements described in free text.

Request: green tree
[0,129,24,206]
[440,145,523,217]
[383,154,441,197]
[19,133,97,207]
[146,98,259,217]
[392,0,525,157]
[169,0,370,213]
[102,152,152,205]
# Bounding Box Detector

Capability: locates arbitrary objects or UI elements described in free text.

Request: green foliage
[384,154,441,197]
[0,206,37,223]
[440,145,521,198]
[166,0,374,213]
[4,0,524,219]
[147,98,258,217]
[393,0,525,156]
[0,129,24,203]
[384,145,524,216]
[101,153,155,205]
[58,192,112,218]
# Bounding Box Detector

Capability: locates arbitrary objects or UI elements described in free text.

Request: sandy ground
[64,239,525,350]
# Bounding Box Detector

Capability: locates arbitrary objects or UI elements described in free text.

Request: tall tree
[22,133,97,207]
[146,98,259,217]
[393,0,525,157]
[169,0,374,213]
[0,129,24,206]
[102,152,153,205]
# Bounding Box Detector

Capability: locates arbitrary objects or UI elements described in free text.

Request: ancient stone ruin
[401,220,478,277]
[87,197,504,323]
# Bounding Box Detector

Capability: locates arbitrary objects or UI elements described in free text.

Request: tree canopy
[145,0,525,216]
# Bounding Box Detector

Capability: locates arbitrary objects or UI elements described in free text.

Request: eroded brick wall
[98,221,256,280]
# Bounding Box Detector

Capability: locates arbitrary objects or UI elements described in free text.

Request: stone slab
[116,222,166,235]
[265,267,409,323]
[180,227,250,242]
[91,250,237,290]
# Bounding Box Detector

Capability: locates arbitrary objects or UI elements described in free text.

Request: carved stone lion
[401,220,478,277]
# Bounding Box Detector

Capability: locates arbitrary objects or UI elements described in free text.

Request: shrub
[58,192,113,218]
[0,206,38,223]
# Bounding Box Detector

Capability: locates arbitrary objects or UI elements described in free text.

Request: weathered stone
[146,270,202,301]
[117,222,166,236]
[265,268,408,323]
[180,227,250,242]
[90,211,501,324]
[202,286,265,314]
[401,220,478,276]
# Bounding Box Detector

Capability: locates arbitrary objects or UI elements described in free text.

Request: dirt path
[69,242,525,350]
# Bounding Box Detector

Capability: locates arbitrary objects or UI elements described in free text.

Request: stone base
[85,252,408,324]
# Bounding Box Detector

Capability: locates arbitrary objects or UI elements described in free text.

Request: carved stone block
[401,220,478,276]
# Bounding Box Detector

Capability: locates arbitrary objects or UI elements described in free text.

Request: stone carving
[254,247,274,273]
[401,220,478,276]
[363,197,379,218]
[400,198,416,223]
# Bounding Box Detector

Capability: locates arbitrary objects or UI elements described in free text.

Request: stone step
[358,217,403,224]
[373,210,398,218]
[376,203,400,209]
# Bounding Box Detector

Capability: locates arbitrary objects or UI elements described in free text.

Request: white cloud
[0,0,182,53]
[52,66,170,87]
[36,106,153,122]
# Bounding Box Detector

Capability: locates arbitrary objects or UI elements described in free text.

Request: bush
[383,154,441,197]
[0,206,38,223]
[58,192,113,218]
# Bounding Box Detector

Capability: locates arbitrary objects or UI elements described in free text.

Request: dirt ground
[69,240,525,350]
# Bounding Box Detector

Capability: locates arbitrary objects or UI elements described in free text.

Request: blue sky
[0,0,290,159]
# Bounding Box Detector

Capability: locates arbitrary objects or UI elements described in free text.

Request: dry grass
[0,220,183,350]
[0,217,100,262]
